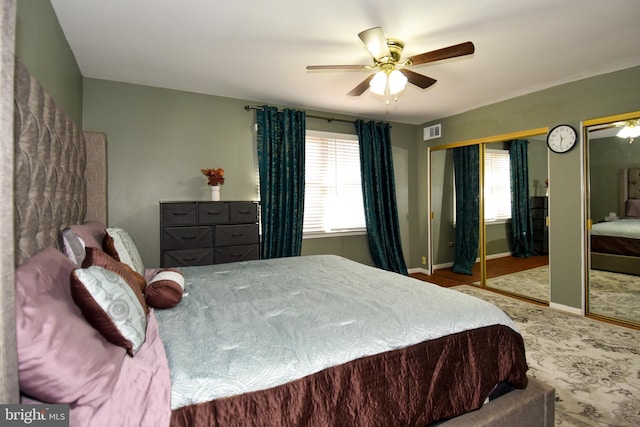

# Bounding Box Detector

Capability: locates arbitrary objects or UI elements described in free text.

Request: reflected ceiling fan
[306,27,475,98]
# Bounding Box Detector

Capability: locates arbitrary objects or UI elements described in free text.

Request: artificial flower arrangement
[201,168,225,186]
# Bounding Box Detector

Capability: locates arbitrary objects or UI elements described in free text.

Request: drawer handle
[231,254,241,258]
[182,236,196,240]
[173,212,188,216]
[238,211,251,214]
[231,233,244,237]
[182,257,197,262]
[208,211,222,215]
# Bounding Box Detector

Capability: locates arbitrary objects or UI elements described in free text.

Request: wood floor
[411,255,549,288]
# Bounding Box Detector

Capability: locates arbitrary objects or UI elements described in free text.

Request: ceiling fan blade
[358,27,391,61]
[347,74,375,96]
[306,65,368,70]
[407,41,475,66]
[399,69,437,89]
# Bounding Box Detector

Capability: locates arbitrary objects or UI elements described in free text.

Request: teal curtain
[452,145,480,275]
[256,106,306,259]
[509,139,536,257]
[355,120,408,275]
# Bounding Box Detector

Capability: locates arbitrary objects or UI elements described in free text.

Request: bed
[8,58,555,426]
[590,168,640,275]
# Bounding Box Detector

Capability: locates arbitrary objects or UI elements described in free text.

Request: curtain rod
[244,105,355,124]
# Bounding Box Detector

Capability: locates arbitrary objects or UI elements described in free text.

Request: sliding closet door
[484,139,549,301]
[429,147,481,280]
[585,112,640,327]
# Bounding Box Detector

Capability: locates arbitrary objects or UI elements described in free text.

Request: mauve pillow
[15,247,125,405]
[626,199,640,217]
[83,247,148,312]
[145,268,185,309]
[70,221,107,249]
[60,221,107,266]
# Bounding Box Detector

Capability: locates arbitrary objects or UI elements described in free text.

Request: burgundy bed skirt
[591,234,640,257]
[170,324,528,427]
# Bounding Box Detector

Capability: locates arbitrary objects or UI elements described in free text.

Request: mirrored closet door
[428,128,549,302]
[584,111,640,327]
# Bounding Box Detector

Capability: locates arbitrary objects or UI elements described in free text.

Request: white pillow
[105,227,145,275]
[71,266,147,356]
[61,228,86,266]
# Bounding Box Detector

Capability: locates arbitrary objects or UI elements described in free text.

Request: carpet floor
[481,266,640,325]
[452,285,640,427]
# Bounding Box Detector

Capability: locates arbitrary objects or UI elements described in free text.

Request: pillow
[83,246,148,309]
[61,227,86,266]
[103,227,145,275]
[145,268,185,309]
[20,311,172,426]
[71,266,148,356]
[15,247,126,405]
[60,221,107,266]
[626,199,640,217]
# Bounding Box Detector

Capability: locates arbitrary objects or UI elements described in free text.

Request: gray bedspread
[155,255,518,410]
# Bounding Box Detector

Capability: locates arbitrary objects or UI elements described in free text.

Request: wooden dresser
[160,201,259,267]
[530,196,548,254]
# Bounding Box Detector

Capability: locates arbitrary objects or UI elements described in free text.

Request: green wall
[421,66,640,309]
[15,0,82,124]
[82,78,421,268]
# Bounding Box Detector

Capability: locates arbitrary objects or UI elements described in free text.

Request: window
[484,149,512,222]
[453,148,511,223]
[303,131,366,236]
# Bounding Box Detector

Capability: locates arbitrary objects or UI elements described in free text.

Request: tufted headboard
[13,59,107,266]
[619,168,640,218]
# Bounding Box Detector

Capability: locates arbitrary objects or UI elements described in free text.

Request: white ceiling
[50,0,640,125]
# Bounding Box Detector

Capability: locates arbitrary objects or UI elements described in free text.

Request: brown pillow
[145,268,185,309]
[82,247,148,314]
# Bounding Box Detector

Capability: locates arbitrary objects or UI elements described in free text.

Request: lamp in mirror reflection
[616,119,640,143]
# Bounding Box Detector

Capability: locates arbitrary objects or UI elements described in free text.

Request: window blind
[304,132,366,235]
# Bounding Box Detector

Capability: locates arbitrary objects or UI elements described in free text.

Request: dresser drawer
[163,226,213,250]
[215,244,259,264]
[229,202,258,223]
[532,218,547,231]
[215,224,259,246]
[161,203,197,225]
[530,197,548,209]
[198,202,229,224]
[163,248,214,267]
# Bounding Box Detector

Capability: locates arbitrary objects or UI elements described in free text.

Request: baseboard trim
[408,267,429,275]
[549,302,583,315]
[433,251,512,271]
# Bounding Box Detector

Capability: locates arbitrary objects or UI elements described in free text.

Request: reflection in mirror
[430,148,480,279]
[483,139,549,302]
[428,132,549,302]
[587,113,640,326]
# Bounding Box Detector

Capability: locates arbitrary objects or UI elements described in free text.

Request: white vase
[210,185,220,201]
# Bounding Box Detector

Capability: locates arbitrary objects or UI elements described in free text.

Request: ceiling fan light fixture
[388,69,408,95]
[369,71,387,95]
[617,120,640,140]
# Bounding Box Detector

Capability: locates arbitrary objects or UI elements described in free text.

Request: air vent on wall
[424,124,441,140]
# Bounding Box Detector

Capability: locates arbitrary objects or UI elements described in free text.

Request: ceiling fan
[306,27,475,97]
